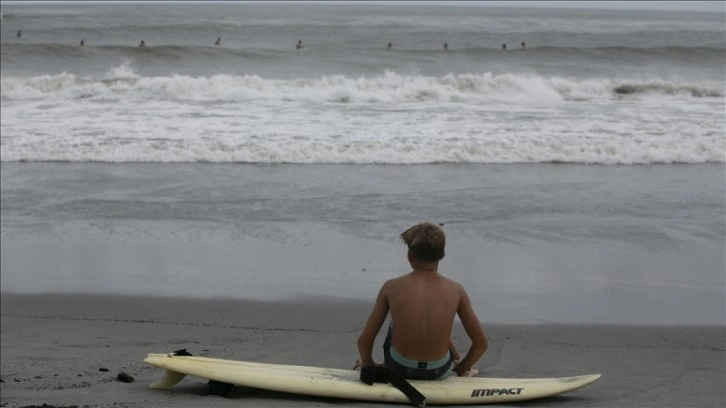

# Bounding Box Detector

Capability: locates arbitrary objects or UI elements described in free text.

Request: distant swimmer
[296,39,303,49]
[16,30,22,37]
[215,37,221,46]
[521,41,526,49]
[387,42,392,49]
[139,40,146,48]
[80,40,85,46]
[444,43,448,51]
[502,43,506,50]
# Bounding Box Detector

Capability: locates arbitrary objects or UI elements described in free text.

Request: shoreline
[1,293,724,408]
[2,162,724,326]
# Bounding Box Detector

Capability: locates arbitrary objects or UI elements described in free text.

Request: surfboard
[144,352,601,405]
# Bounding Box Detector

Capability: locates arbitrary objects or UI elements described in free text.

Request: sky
[0,0,724,13]
[434,1,725,13]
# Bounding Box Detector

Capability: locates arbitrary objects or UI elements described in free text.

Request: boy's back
[385,271,461,361]
[357,222,488,378]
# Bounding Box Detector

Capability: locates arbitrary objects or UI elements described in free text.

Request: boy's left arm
[449,338,462,362]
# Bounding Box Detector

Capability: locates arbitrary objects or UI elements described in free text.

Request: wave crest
[2,68,722,103]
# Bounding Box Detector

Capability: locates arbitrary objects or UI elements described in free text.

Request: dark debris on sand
[116,372,134,383]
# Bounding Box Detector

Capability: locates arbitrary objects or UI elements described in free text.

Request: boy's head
[400,222,446,263]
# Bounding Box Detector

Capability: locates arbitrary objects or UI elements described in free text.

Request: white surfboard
[144,352,601,405]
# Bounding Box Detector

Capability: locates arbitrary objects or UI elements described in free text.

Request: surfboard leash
[360,365,426,407]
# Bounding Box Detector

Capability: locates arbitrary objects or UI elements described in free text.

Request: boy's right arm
[453,285,488,377]
[357,282,390,367]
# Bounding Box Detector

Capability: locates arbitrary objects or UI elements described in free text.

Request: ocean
[1,3,724,325]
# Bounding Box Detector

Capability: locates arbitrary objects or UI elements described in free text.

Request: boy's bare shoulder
[439,274,464,288]
[385,275,405,284]
[381,276,405,289]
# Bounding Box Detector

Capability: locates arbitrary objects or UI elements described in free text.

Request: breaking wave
[2,67,723,103]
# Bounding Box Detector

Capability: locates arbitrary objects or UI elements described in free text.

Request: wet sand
[0,293,724,408]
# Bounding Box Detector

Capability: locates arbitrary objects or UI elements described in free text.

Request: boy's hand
[461,368,479,377]
[354,359,385,370]
[453,359,479,377]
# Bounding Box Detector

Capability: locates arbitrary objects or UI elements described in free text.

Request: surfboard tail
[150,369,186,389]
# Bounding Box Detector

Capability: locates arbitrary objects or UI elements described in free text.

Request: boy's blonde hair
[400,222,446,263]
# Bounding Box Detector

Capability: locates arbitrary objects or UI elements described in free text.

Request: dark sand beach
[1,293,723,408]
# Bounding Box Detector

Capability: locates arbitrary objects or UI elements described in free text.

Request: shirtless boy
[357,222,488,379]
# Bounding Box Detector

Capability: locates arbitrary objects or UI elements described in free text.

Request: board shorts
[382,324,453,380]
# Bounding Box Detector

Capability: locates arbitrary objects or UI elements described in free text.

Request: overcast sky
[432,1,725,13]
[298,1,724,13]
[0,0,724,13]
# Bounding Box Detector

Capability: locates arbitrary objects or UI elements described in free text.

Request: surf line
[471,387,525,397]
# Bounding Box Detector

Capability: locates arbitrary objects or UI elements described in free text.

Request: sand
[1,293,724,408]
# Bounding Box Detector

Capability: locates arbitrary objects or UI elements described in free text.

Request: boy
[356,222,488,379]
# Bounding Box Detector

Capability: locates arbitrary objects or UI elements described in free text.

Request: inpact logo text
[471,388,524,397]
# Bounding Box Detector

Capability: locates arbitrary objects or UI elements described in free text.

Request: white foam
[104,60,139,79]
[1,68,723,164]
[2,67,723,103]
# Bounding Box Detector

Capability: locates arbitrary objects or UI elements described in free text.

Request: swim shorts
[382,324,453,380]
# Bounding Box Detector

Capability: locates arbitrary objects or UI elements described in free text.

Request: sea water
[1,3,724,325]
